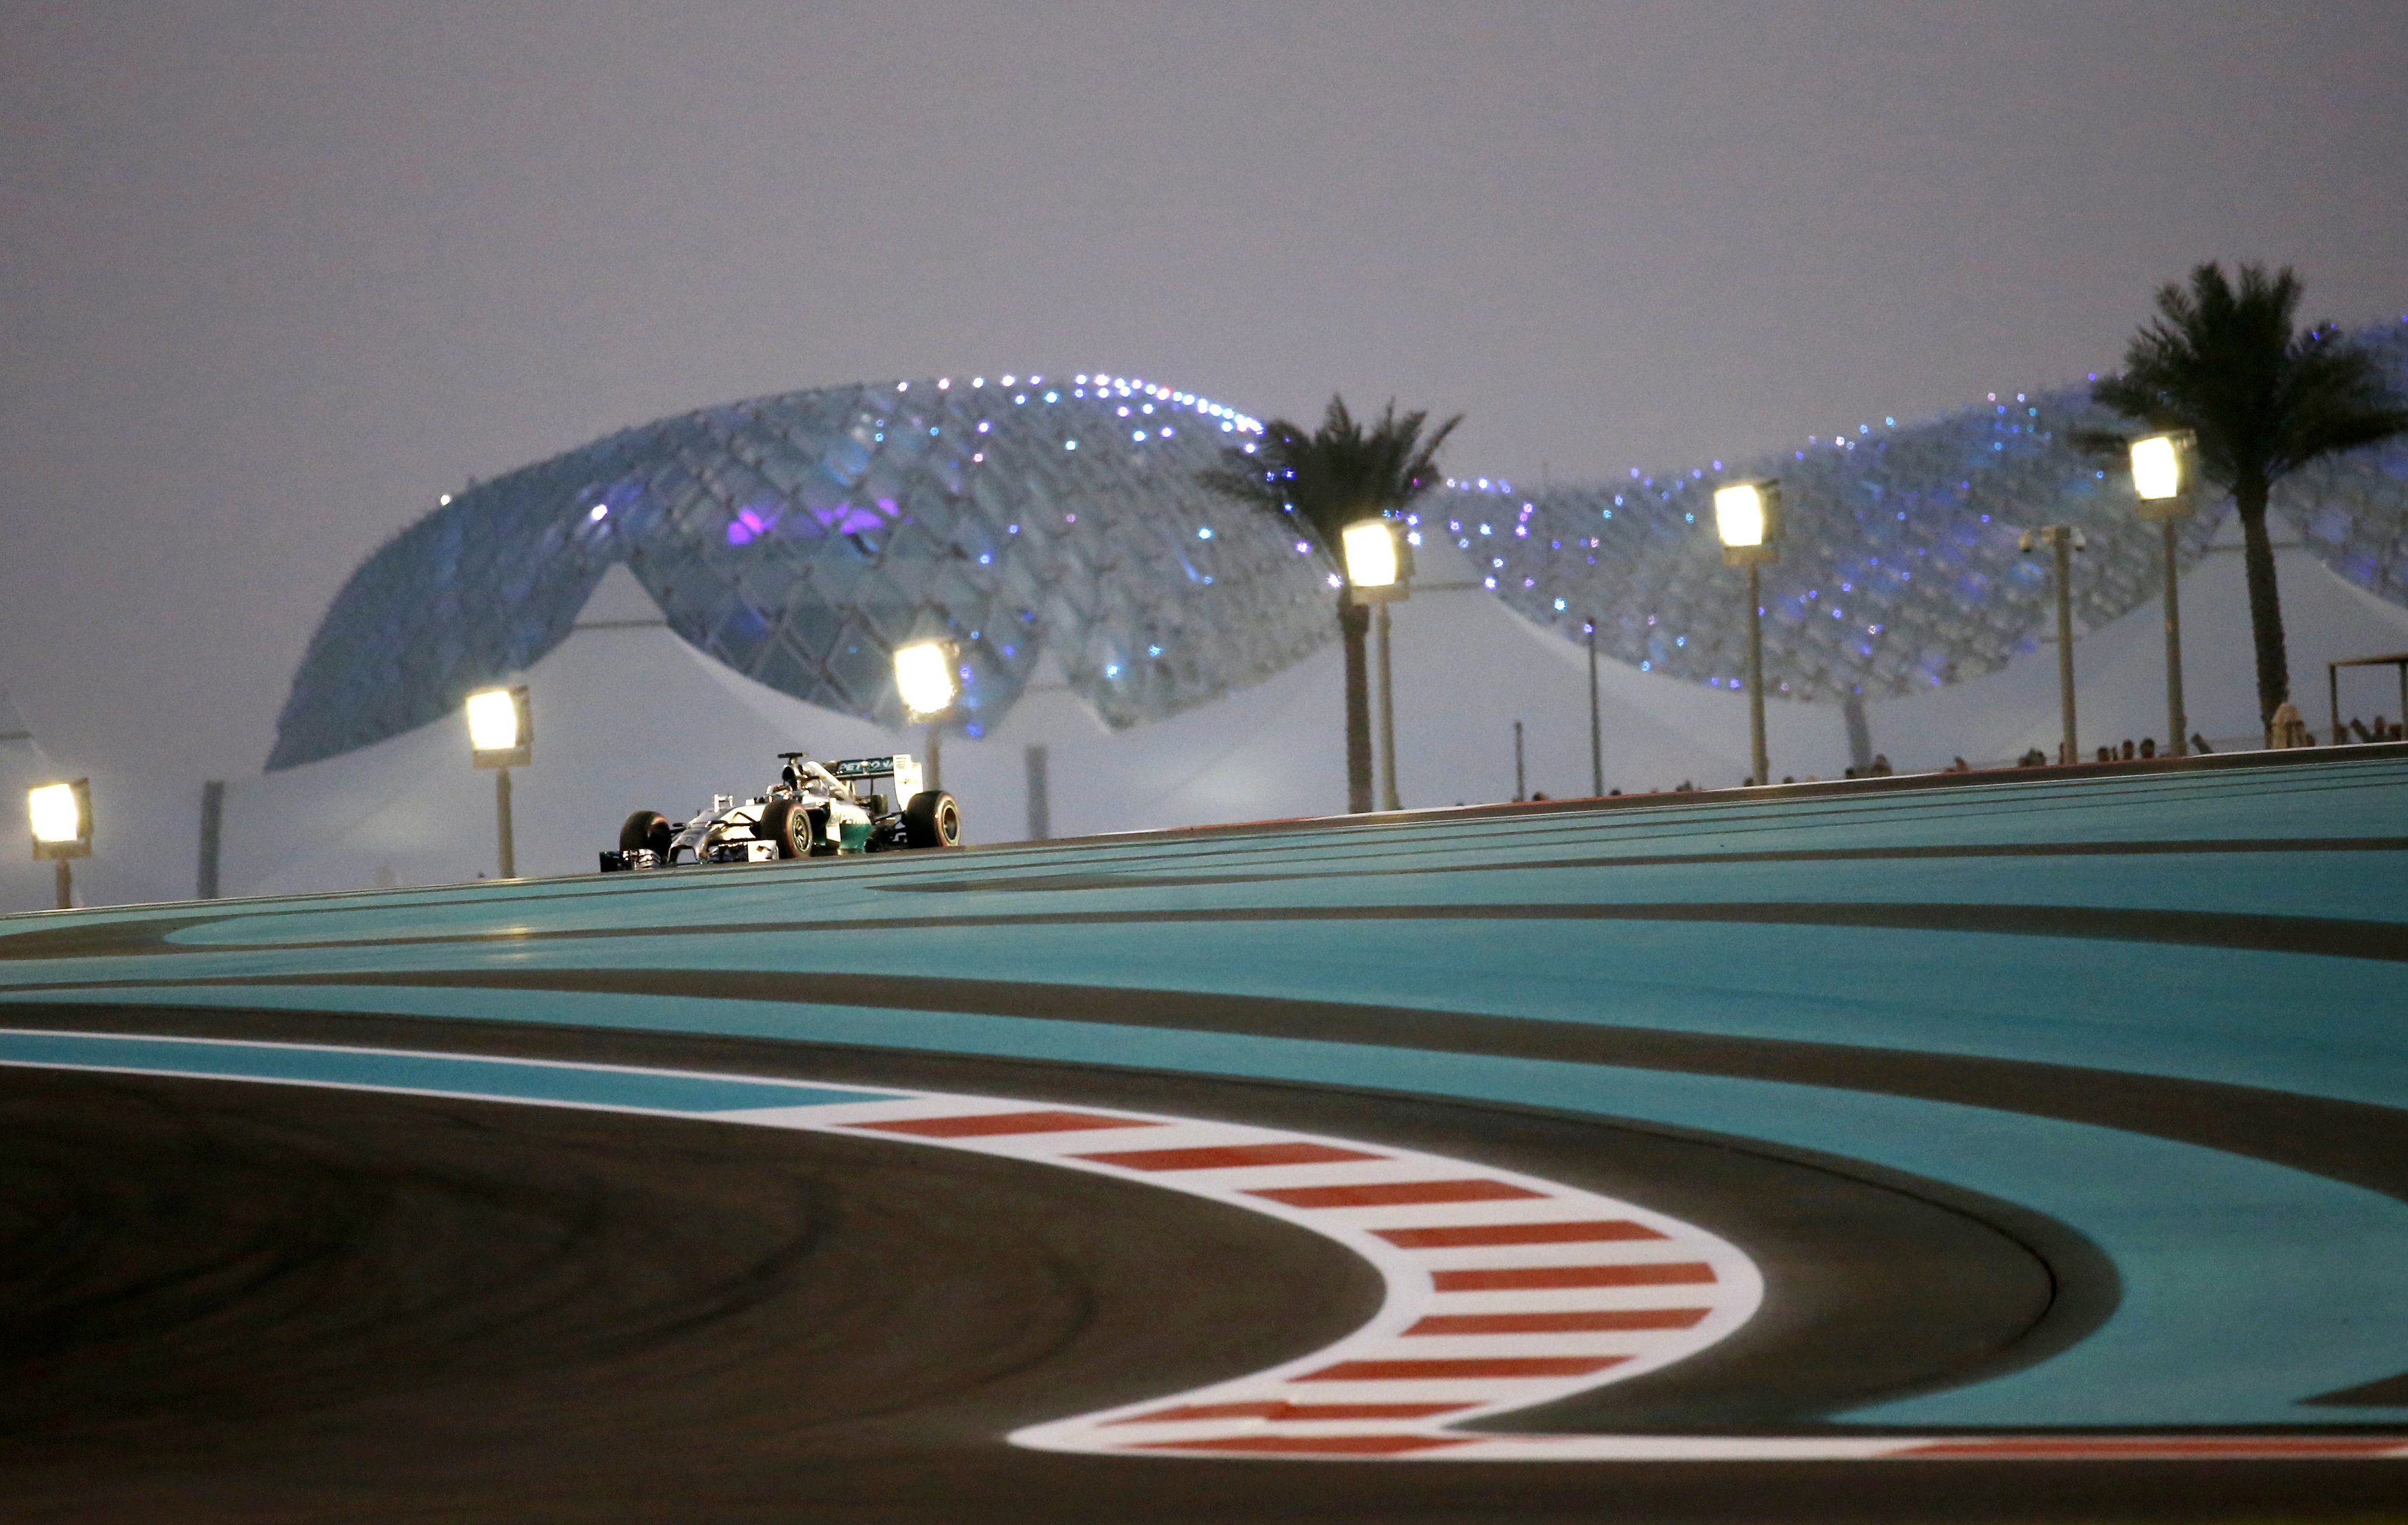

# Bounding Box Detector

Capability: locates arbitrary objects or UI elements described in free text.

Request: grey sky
[4,0,2405,797]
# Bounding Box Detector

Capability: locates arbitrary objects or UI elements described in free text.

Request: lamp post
[894,638,959,790]
[2018,527,2087,763]
[1585,619,1603,797]
[28,778,92,910]
[1342,517,1413,811]
[2131,429,2198,757]
[1714,479,1781,788]
[466,686,531,878]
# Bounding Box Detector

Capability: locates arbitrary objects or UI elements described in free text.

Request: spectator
[2120,739,2136,760]
[2270,702,2312,748]
[1781,775,1796,784]
[1870,754,1893,777]
[2096,745,2114,762]
[1946,756,1970,772]
[2139,737,2156,758]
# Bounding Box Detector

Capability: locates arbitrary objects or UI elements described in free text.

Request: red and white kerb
[732,1088,1766,1459]
[733,1089,2408,1464]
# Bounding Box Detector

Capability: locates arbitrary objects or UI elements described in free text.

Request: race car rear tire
[903,790,961,849]
[619,810,673,856]
[757,798,807,859]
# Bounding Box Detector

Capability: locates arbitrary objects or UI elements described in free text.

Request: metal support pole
[1024,744,1050,841]
[926,724,942,793]
[1587,624,1603,797]
[2054,531,2078,764]
[1512,720,1526,801]
[494,766,515,879]
[53,859,72,911]
[1746,563,1769,787]
[197,779,224,898]
[1375,602,1399,811]
[2162,519,2186,757]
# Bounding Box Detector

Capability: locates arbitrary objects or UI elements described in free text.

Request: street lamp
[1343,517,1413,811]
[2131,429,2199,757]
[894,638,959,791]
[1584,619,1602,798]
[466,685,531,878]
[28,778,91,910]
[1713,479,1781,788]
[2018,526,2088,763]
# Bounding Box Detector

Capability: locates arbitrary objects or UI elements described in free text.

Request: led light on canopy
[1714,479,1782,565]
[28,779,92,858]
[2130,430,2197,520]
[466,686,532,768]
[894,640,958,717]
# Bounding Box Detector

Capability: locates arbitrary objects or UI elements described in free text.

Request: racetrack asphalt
[1,746,2405,1521]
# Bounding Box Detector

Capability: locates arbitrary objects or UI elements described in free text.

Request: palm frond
[1195,393,1465,553]
[2092,261,2407,488]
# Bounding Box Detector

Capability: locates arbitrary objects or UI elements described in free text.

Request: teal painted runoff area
[2,753,2405,1429]
[11,979,2408,1427]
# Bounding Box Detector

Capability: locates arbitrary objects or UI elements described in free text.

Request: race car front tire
[757,798,808,858]
[903,790,961,849]
[619,810,674,856]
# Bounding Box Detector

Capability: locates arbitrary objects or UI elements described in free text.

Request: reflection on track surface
[2,748,2407,1518]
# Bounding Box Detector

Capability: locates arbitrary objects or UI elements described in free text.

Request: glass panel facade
[1452,320,2408,704]
[268,376,1329,769]
[271,329,2408,769]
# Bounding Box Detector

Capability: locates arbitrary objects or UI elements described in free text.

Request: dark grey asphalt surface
[0,1010,2398,1523]
[4,751,2407,1519]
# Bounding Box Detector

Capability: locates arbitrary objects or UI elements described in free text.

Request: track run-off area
[2,746,2405,1522]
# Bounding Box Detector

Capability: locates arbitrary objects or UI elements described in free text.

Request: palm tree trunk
[2234,470,2290,736]
[1339,598,1373,812]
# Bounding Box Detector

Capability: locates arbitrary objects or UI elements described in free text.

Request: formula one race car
[599,753,960,872]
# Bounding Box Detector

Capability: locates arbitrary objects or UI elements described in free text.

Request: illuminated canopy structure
[1445,318,2408,706]
[269,376,1326,770]
[272,323,2408,769]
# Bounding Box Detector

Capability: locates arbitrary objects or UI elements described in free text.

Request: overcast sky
[4,0,2406,795]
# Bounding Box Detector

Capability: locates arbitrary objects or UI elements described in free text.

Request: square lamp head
[2130,430,2198,521]
[29,778,92,861]
[466,686,532,768]
[1714,479,1782,565]
[894,640,959,717]
[1341,517,1412,603]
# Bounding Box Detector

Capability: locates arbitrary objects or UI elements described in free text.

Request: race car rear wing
[831,754,925,801]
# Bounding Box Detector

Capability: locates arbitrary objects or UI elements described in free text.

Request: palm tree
[2093,263,2408,733]
[1201,395,1461,812]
